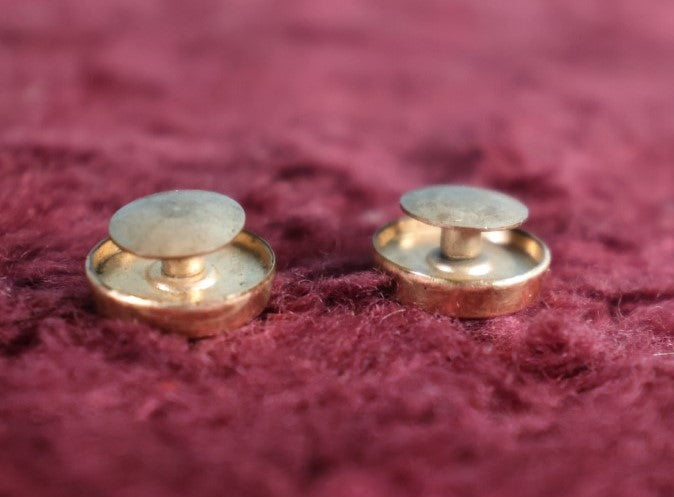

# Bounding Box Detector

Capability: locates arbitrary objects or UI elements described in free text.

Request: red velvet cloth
[1,1,673,496]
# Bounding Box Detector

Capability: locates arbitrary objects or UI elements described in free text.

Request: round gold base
[373,217,550,318]
[86,230,275,337]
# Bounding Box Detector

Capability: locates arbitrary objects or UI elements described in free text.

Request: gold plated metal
[86,190,276,337]
[374,185,550,318]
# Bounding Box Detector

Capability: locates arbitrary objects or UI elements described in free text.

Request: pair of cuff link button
[86,186,551,337]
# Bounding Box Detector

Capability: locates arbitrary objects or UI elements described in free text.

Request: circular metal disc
[372,217,550,317]
[86,229,276,337]
[109,190,245,259]
[401,185,528,230]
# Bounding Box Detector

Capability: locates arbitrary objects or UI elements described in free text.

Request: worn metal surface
[87,191,275,336]
[375,187,550,317]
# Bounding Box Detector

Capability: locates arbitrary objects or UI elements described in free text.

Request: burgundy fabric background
[1,1,673,496]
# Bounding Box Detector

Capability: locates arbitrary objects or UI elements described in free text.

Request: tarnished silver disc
[400,185,528,231]
[109,190,245,259]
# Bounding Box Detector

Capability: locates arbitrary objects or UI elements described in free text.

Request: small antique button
[373,185,551,318]
[85,190,276,337]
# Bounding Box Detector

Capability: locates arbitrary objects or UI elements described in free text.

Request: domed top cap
[400,185,528,230]
[109,190,245,259]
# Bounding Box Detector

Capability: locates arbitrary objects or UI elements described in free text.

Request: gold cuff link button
[373,185,551,318]
[86,190,276,337]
